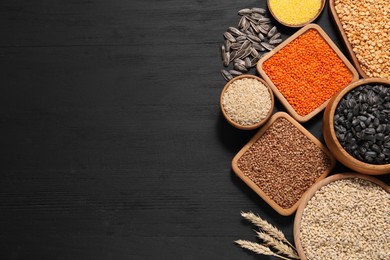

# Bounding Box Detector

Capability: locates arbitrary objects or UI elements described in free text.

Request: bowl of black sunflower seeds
[323,78,390,175]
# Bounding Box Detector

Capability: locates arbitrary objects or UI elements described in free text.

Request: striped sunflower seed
[238,8,252,15]
[251,13,264,20]
[267,26,277,38]
[252,42,265,51]
[250,22,260,33]
[260,23,270,32]
[238,16,249,31]
[224,32,236,42]
[247,34,262,43]
[251,8,266,14]
[230,42,243,50]
[229,50,237,62]
[224,40,232,51]
[244,57,251,68]
[258,18,271,23]
[229,27,244,36]
[229,70,242,76]
[270,32,281,41]
[240,40,251,50]
[234,63,248,72]
[258,32,265,41]
[221,69,233,81]
[221,45,226,60]
[250,56,261,67]
[261,42,275,51]
[223,51,230,67]
[250,47,259,58]
[234,58,246,66]
[236,35,247,42]
[269,38,283,44]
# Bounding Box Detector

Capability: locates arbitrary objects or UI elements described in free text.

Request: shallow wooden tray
[329,0,368,78]
[232,112,336,216]
[220,74,274,130]
[323,78,390,175]
[294,173,390,260]
[267,0,325,28]
[257,23,359,123]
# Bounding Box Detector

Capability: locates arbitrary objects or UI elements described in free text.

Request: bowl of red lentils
[257,23,359,123]
[220,74,274,130]
[294,173,390,260]
[323,78,390,175]
[268,0,325,27]
[232,112,336,216]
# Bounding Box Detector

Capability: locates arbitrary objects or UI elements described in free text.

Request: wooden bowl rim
[294,173,390,260]
[325,78,390,174]
[267,0,326,28]
[231,112,336,216]
[220,74,274,130]
[328,0,368,78]
[257,23,359,123]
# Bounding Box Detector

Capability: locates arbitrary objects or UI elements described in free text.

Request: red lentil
[263,29,353,116]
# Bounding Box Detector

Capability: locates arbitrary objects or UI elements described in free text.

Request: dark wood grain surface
[0,0,388,259]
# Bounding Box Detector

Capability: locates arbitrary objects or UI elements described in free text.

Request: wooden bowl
[323,78,390,175]
[232,112,336,216]
[257,24,359,123]
[329,0,368,78]
[267,0,325,28]
[220,74,274,130]
[294,173,390,260]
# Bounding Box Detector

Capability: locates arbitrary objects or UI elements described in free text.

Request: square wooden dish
[232,112,336,216]
[256,23,359,123]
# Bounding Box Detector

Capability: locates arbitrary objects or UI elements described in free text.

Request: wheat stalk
[241,211,296,250]
[235,240,293,260]
[256,231,300,259]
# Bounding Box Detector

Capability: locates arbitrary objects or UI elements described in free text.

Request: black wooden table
[1,0,388,259]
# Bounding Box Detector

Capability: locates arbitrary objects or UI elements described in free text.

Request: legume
[334,84,390,164]
[262,29,353,116]
[269,0,322,26]
[222,78,271,126]
[237,116,332,209]
[334,0,389,79]
[300,178,390,260]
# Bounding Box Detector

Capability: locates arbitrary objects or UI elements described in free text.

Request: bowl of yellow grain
[220,74,274,130]
[267,0,325,27]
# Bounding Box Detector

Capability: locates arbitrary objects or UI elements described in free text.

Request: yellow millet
[269,0,322,25]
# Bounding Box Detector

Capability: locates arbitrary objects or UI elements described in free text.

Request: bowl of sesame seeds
[267,0,325,27]
[220,74,274,130]
[323,78,390,175]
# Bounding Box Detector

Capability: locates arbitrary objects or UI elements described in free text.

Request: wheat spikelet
[256,231,300,259]
[241,211,296,249]
[235,240,293,260]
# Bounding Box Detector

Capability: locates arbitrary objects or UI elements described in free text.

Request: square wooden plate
[232,112,336,216]
[256,24,359,123]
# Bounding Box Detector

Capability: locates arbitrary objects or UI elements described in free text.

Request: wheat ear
[235,240,293,260]
[241,211,296,250]
[256,231,300,259]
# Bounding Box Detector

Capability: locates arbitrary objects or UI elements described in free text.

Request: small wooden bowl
[294,173,390,260]
[329,0,368,78]
[268,0,325,28]
[323,78,390,175]
[220,74,274,130]
[232,112,336,216]
[257,24,359,123]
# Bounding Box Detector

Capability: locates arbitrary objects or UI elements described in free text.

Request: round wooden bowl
[267,0,325,28]
[294,173,390,260]
[323,78,390,175]
[220,74,274,130]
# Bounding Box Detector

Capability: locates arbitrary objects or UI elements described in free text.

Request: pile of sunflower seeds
[220,8,283,81]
